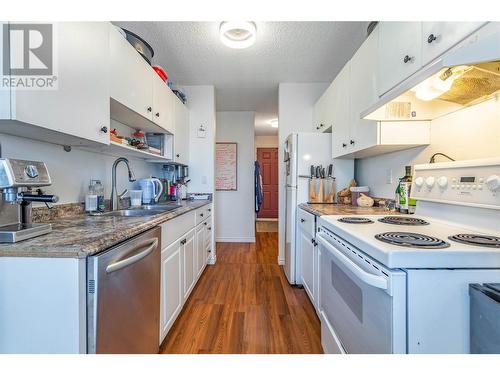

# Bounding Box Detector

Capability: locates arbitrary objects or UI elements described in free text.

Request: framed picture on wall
[216,142,237,191]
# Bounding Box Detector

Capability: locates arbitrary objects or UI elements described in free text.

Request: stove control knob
[24,164,39,178]
[437,176,448,188]
[415,177,424,188]
[425,176,435,189]
[486,174,500,192]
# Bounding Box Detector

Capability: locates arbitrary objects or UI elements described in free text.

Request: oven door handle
[317,234,388,291]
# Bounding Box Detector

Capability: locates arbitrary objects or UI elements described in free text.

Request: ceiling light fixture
[219,21,257,49]
[269,119,279,128]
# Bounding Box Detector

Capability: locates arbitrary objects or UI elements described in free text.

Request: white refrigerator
[283,132,353,285]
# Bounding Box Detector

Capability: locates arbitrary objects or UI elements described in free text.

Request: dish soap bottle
[92,180,105,212]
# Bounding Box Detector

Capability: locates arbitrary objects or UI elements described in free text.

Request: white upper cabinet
[349,27,379,154]
[152,73,174,134]
[110,24,153,122]
[173,97,190,165]
[421,22,487,65]
[330,63,351,159]
[378,22,422,96]
[3,22,110,145]
[312,85,332,133]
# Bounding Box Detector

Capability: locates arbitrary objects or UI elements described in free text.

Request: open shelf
[108,140,172,163]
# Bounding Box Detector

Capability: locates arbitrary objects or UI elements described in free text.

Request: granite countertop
[0,200,211,259]
[299,203,398,216]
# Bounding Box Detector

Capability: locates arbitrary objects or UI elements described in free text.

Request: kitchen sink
[103,209,164,217]
[101,204,182,217]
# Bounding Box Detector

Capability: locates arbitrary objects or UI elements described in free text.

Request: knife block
[308,178,336,203]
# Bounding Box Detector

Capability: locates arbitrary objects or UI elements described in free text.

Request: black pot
[121,28,154,65]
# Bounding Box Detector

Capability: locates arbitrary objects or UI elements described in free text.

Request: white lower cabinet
[159,204,212,344]
[160,240,182,342]
[297,209,319,313]
[182,229,196,300]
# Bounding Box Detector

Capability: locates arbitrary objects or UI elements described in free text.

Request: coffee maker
[0,158,59,243]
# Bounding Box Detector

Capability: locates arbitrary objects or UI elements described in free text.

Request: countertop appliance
[87,226,161,353]
[317,157,500,353]
[138,178,163,205]
[283,133,353,284]
[0,158,58,242]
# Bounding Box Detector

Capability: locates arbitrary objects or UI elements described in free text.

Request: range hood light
[413,66,471,101]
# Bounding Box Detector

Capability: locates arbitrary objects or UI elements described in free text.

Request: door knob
[403,55,412,63]
[427,34,437,44]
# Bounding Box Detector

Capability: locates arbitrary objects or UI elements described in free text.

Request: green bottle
[399,166,416,214]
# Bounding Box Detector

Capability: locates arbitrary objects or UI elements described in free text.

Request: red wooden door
[257,148,279,218]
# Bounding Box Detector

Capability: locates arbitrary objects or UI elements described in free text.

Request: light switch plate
[386,169,393,184]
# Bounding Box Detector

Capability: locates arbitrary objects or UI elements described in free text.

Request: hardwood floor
[255,220,278,233]
[160,232,323,354]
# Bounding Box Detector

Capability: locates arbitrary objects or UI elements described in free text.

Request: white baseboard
[277,256,285,265]
[216,237,256,243]
[207,255,217,265]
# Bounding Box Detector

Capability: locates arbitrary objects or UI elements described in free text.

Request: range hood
[362,29,500,122]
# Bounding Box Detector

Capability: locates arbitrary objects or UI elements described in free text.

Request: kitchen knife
[327,164,333,178]
[310,165,315,179]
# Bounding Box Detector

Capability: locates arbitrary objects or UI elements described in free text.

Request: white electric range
[316,158,500,354]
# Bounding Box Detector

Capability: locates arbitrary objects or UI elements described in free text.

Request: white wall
[255,135,279,158]
[277,82,329,263]
[215,111,256,243]
[355,98,500,198]
[0,133,160,205]
[183,85,216,194]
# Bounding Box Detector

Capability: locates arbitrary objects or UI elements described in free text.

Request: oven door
[317,230,406,354]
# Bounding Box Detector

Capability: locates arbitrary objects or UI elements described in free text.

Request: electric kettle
[138,178,163,204]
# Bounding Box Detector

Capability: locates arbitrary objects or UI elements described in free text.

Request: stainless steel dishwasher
[87,226,161,354]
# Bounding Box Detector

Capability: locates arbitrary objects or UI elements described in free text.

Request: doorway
[256,147,279,228]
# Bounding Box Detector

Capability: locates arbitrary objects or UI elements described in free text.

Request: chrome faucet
[110,157,136,210]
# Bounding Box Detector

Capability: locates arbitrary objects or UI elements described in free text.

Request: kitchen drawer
[161,210,196,249]
[298,209,316,238]
[195,204,212,225]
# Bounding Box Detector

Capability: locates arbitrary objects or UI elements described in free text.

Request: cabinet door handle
[200,213,204,217]
[208,208,211,212]
[320,123,324,128]
[208,227,212,231]
[350,140,355,145]
[180,238,187,245]
[147,106,152,112]
[300,218,305,223]
[427,34,437,44]
[403,55,413,64]
[316,126,320,130]
[100,126,108,134]
[155,112,160,117]
[342,143,347,148]
[204,222,207,226]
[176,154,180,158]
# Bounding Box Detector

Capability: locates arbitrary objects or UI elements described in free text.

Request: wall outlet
[386,169,393,184]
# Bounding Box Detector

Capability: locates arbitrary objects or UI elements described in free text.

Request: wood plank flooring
[160,232,323,354]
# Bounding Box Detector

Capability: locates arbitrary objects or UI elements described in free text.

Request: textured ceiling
[114,22,370,135]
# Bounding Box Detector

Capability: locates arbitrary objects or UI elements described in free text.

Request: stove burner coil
[448,234,500,248]
[338,217,374,224]
[375,232,450,249]
[378,216,430,226]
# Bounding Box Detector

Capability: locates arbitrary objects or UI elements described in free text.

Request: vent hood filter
[362,26,500,122]
[438,62,500,105]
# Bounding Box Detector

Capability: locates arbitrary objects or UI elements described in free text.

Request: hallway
[160,232,322,354]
